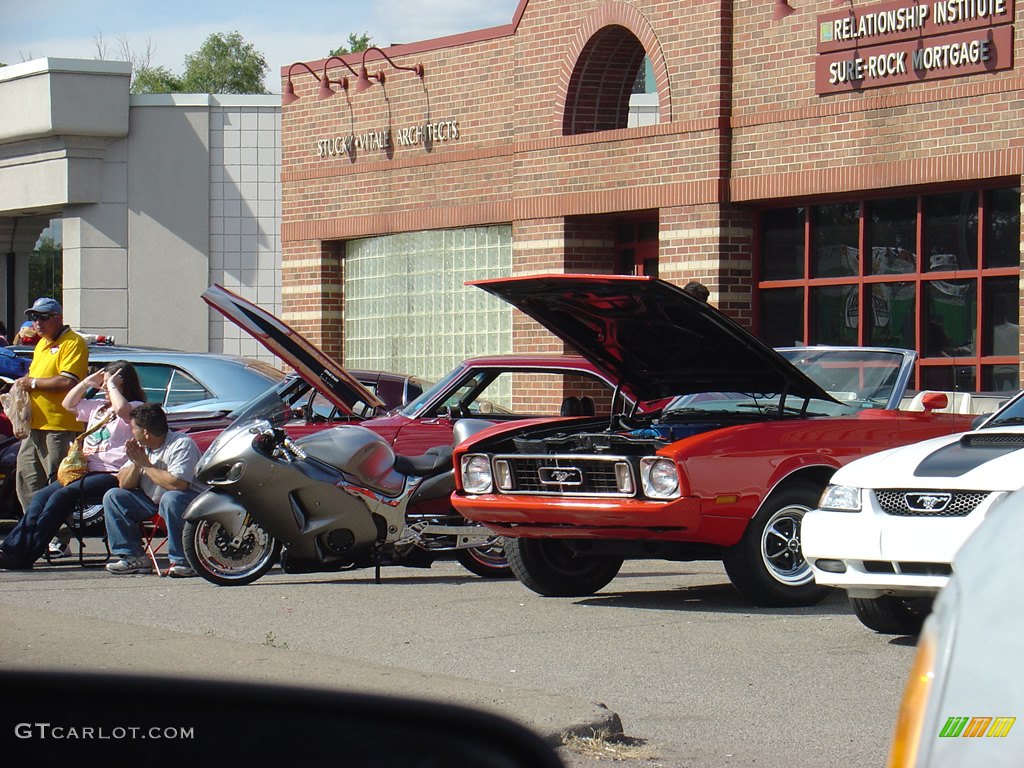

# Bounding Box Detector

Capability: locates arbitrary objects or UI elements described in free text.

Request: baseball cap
[25,297,62,316]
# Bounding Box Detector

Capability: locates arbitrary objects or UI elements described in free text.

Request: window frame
[755,184,1021,391]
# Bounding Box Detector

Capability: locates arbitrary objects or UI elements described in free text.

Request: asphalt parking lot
[0,549,915,767]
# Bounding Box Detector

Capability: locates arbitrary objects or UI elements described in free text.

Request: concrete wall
[125,97,212,350]
[0,60,282,363]
[206,97,282,361]
[0,59,130,145]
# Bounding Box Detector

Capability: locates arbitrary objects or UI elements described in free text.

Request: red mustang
[451,275,976,606]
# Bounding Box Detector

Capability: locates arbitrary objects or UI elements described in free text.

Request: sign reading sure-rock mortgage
[815,0,1014,93]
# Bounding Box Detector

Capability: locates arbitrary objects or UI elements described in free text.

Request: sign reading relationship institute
[816,0,1014,94]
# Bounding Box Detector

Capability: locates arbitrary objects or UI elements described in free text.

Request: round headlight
[461,454,493,494]
[641,458,680,499]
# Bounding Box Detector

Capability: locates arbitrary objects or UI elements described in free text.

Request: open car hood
[470,274,834,402]
[202,284,384,416]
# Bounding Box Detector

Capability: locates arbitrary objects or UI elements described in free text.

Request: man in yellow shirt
[14,298,89,510]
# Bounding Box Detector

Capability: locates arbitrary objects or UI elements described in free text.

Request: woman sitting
[0,361,146,570]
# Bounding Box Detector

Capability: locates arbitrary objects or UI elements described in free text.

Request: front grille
[862,560,951,576]
[863,561,896,574]
[874,490,990,517]
[898,562,953,576]
[496,454,634,497]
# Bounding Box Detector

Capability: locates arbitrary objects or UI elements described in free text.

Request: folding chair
[140,513,169,576]
[43,495,111,568]
[68,501,112,566]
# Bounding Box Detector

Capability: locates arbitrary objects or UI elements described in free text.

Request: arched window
[563,25,651,135]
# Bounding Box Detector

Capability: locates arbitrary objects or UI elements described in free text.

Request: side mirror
[920,392,949,412]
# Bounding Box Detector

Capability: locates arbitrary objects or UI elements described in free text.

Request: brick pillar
[281,238,344,362]
[564,217,616,274]
[659,204,755,329]
[511,218,567,355]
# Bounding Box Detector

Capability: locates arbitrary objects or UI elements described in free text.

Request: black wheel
[71,503,105,533]
[723,480,830,607]
[183,518,280,586]
[505,538,623,597]
[456,537,512,578]
[851,596,932,635]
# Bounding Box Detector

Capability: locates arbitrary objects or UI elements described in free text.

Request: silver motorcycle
[182,418,503,586]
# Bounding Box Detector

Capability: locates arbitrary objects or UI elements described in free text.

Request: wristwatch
[30,378,36,390]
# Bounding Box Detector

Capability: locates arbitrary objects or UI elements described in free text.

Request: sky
[0,0,522,92]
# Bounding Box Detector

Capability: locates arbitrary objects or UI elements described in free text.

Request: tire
[71,503,105,533]
[183,518,280,587]
[723,480,830,607]
[505,538,623,597]
[455,537,513,579]
[850,596,931,635]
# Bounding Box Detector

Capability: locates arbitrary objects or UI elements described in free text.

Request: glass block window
[758,187,1021,392]
[344,226,513,384]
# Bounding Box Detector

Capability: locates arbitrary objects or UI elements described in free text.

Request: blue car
[1,344,286,521]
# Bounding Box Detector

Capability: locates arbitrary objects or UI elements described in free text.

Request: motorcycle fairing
[202,284,384,417]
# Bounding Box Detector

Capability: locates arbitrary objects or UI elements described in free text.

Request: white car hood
[831,427,1024,492]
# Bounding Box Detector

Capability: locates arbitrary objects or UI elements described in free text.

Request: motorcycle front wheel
[183,518,281,586]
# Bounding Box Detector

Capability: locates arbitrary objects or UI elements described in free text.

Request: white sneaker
[105,555,153,575]
[167,564,196,578]
[48,538,72,558]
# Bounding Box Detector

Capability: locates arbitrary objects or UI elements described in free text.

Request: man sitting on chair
[103,403,204,578]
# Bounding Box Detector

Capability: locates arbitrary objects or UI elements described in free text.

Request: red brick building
[280,0,1022,395]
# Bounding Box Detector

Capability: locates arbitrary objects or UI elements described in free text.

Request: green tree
[29,235,62,304]
[329,32,372,57]
[131,65,184,94]
[179,31,268,94]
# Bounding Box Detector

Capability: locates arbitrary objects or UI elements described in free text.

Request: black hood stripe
[914,437,1024,478]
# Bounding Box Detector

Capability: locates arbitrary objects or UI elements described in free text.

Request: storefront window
[868,282,915,349]
[757,186,1020,391]
[810,285,857,345]
[983,275,1020,391]
[985,187,1021,268]
[761,207,804,281]
[924,280,976,356]
[924,191,978,271]
[868,198,917,275]
[759,287,803,347]
[921,365,975,392]
[811,204,859,278]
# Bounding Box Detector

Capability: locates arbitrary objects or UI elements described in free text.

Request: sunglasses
[27,312,55,322]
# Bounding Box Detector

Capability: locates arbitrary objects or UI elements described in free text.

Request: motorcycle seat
[394,446,453,477]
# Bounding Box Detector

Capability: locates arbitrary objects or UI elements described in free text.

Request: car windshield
[400,365,480,418]
[664,348,911,417]
[977,390,1024,428]
[399,364,623,419]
